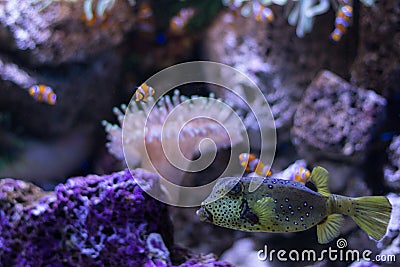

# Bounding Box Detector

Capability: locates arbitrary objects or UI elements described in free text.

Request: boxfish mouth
[196,205,213,223]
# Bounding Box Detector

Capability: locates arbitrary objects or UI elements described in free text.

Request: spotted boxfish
[196,167,392,244]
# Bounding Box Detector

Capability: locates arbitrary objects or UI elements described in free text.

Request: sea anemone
[287,0,330,37]
[103,90,246,184]
[222,0,376,38]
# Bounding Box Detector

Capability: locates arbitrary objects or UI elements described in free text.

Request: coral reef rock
[377,193,400,264]
[348,259,380,267]
[175,252,234,267]
[0,51,121,183]
[220,238,271,267]
[0,169,232,266]
[350,0,400,96]
[203,8,357,143]
[0,51,121,137]
[0,0,136,65]
[291,70,386,163]
[384,135,400,192]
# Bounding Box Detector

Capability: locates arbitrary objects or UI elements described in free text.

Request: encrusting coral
[0,168,233,266]
[0,169,172,266]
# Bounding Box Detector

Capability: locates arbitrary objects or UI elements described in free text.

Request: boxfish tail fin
[317,214,344,244]
[309,167,331,197]
[350,196,392,241]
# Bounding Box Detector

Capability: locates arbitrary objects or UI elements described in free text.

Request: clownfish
[239,153,273,177]
[169,8,196,34]
[197,167,392,244]
[292,167,311,184]
[330,4,353,42]
[28,84,57,105]
[138,2,153,19]
[137,2,155,33]
[134,83,155,102]
[252,2,274,22]
[239,153,311,184]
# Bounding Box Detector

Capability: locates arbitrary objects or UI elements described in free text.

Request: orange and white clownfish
[292,166,311,184]
[239,153,311,184]
[28,84,57,105]
[239,153,273,177]
[134,83,155,102]
[252,2,274,23]
[330,4,353,42]
[169,8,196,34]
[137,2,155,33]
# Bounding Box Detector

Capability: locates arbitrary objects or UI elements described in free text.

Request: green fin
[310,167,331,197]
[317,214,344,244]
[350,196,392,241]
[253,197,274,225]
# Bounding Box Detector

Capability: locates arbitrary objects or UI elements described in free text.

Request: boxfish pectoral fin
[253,197,275,225]
[240,199,260,224]
[316,214,344,244]
[309,167,331,197]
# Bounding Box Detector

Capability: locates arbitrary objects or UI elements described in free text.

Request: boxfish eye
[227,182,243,196]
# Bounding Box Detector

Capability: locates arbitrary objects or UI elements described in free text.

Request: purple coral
[0,169,173,266]
[384,135,400,191]
[0,169,233,266]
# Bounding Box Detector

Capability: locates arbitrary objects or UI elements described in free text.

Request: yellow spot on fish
[134,83,155,103]
[28,84,57,105]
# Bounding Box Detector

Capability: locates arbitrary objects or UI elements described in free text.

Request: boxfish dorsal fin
[253,197,274,225]
[317,214,344,244]
[309,167,331,197]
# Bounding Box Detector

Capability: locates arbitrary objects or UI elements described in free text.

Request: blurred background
[0,0,399,266]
